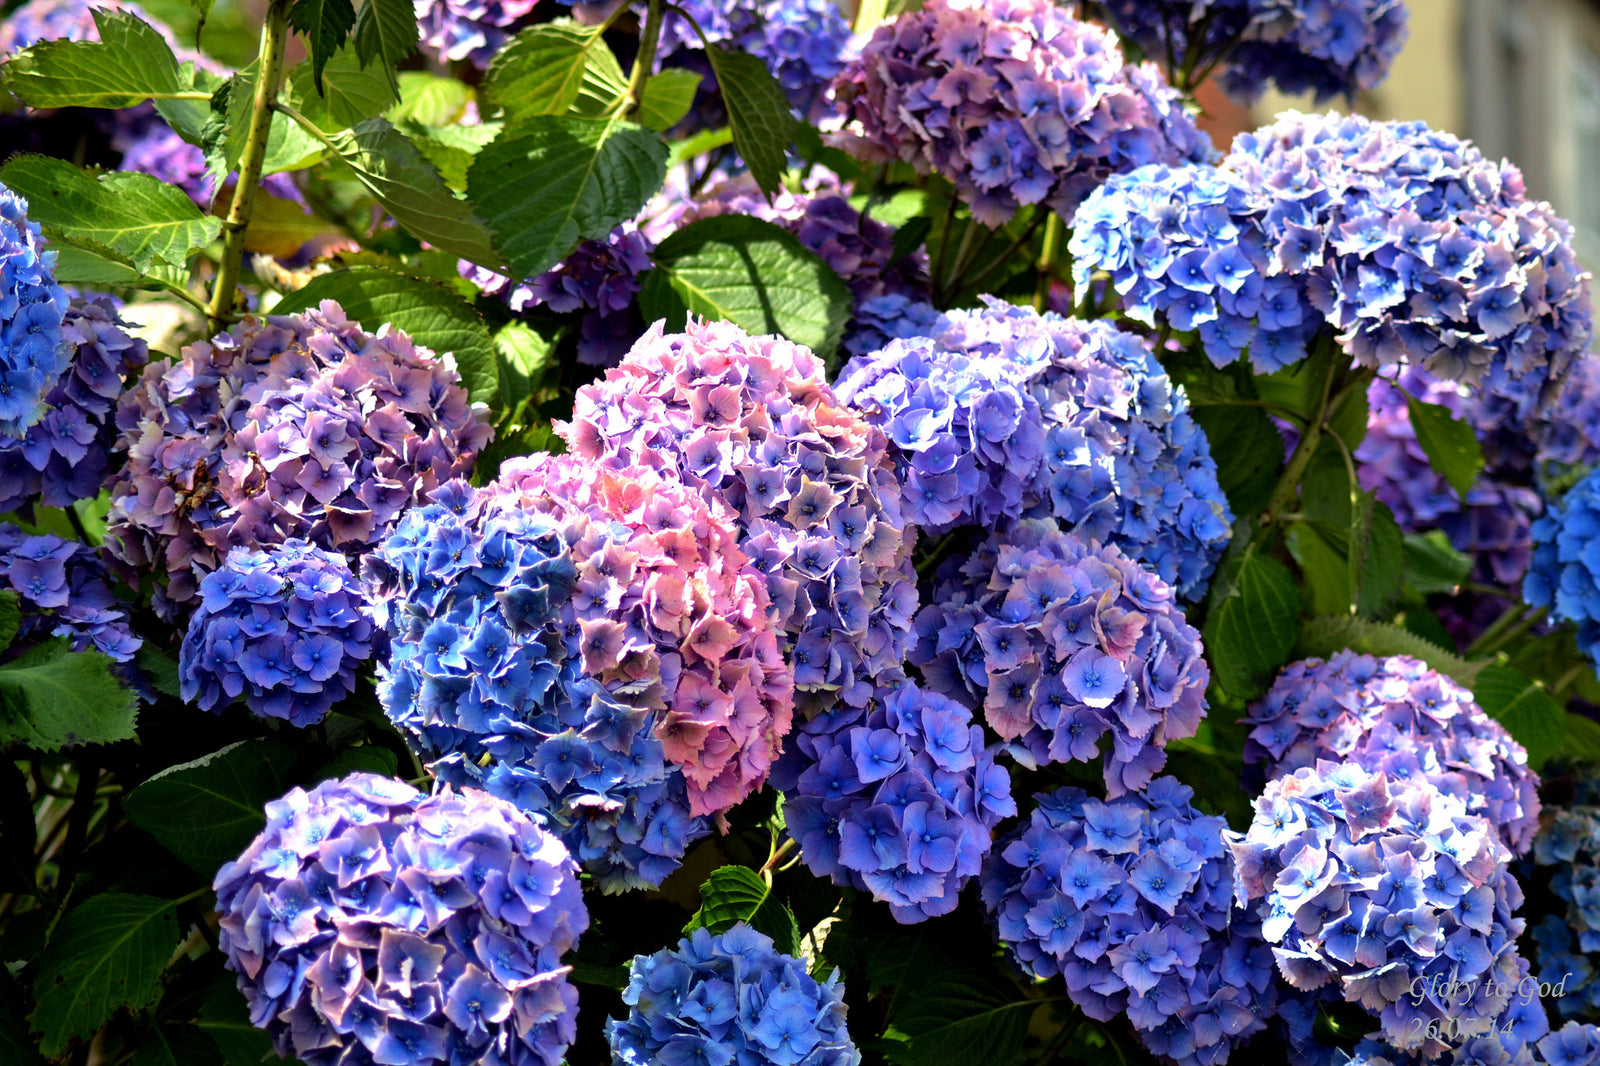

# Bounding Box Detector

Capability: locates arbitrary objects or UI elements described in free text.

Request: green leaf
[0,591,18,655]
[1296,616,1486,688]
[49,239,190,296]
[125,740,293,874]
[1404,391,1484,498]
[197,976,273,1066]
[0,156,221,273]
[482,21,604,119]
[1402,531,1473,596]
[206,62,326,181]
[325,119,500,266]
[386,72,471,125]
[881,974,1032,1066]
[135,646,183,699]
[0,639,138,753]
[566,36,627,118]
[1192,404,1284,517]
[402,120,501,192]
[1564,714,1600,763]
[286,0,356,94]
[312,745,399,782]
[350,0,416,89]
[286,49,396,129]
[494,319,558,415]
[1203,549,1302,700]
[129,1024,224,1066]
[684,867,799,955]
[467,113,667,279]
[639,215,852,363]
[1470,664,1567,770]
[704,44,794,198]
[568,962,630,990]
[1326,376,1370,452]
[0,969,44,1066]
[637,69,702,132]
[888,215,931,269]
[30,894,181,1058]
[0,8,182,108]
[271,267,498,403]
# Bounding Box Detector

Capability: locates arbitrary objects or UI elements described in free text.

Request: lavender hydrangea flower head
[180,540,375,727]
[1227,760,1524,1059]
[0,298,147,516]
[0,524,140,661]
[607,923,860,1066]
[837,300,1234,595]
[1226,111,1593,400]
[912,520,1208,795]
[560,317,917,718]
[1524,465,1600,669]
[214,773,588,1066]
[0,182,70,438]
[1242,651,1540,855]
[413,0,539,67]
[1530,778,1600,1020]
[980,779,1275,1066]
[832,0,1213,227]
[105,301,492,614]
[1094,1,1410,105]
[674,178,933,360]
[770,677,1015,922]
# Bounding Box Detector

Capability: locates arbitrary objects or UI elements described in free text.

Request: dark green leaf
[0,639,138,753]
[197,975,273,1066]
[1203,549,1302,700]
[1192,405,1284,517]
[467,114,667,278]
[272,267,498,403]
[0,969,43,1066]
[286,50,395,129]
[704,44,793,198]
[350,0,416,89]
[1353,498,1405,617]
[1405,391,1484,498]
[1402,531,1473,596]
[684,866,799,955]
[286,0,356,94]
[135,646,183,700]
[482,21,604,119]
[324,120,500,266]
[881,974,1032,1066]
[125,740,293,874]
[130,1024,224,1066]
[1326,376,1370,452]
[0,591,18,655]
[567,963,630,990]
[637,69,702,131]
[639,215,852,363]
[1,156,221,273]
[1471,664,1566,770]
[1296,616,1486,688]
[30,894,180,1057]
[312,746,399,782]
[1564,714,1600,763]
[0,9,181,108]
[888,215,931,269]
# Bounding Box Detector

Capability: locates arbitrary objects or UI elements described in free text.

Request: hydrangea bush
[1525,466,1600,667]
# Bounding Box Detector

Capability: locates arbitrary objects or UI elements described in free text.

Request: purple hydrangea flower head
[213,773,588,1066]
[837,300,1234,595]
[1524,466,1600,669]
[769,677,1015,922]
[980,778,1274,1066]
[1540,1024,1600,1066]
[0,182,70,438]
[1094,1,1410,105]
[832,0,1213,227]
[0,0,153,50]
[0,524,140,661]
[0,297,147,515]
[911,520,1208,794]
[607,923,860,1066]
[414,0,539,67]
[1536,356,1600,498]
[674,178,933,360]
[1227,760,1524,1059]
[368,457,793,890]
[105,301,492,615]
[180,540,375,726]
[560,317,917,718]
[1243,651,1540,855]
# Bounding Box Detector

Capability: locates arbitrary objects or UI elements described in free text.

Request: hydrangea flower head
[0,524,140,661]
[1525,465,1600,669]
[0,298,147,515]
[912,520,1208,794]
[0,182,70,438]
[560,317,916,718]
[1227,760,1524,1058]
[837,300,1234,594]
[832,0,1212,227]
[414,0,538,67]
[214,773,587,1066]
[1530,783,1600,1021]
[1243,651,1540,855]
[180,540,374,727]
[106,301,492,614]
[770,677,1015,922]
[0,0,151,50]
[1536,356,1600,496]
[1095,0,1410,104]
[981,779,1274,1066]
[607,923,860,1066]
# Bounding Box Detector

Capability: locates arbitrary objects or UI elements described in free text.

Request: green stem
[1257,335,1340,534]
[1468,605,1547,658]
[206,0,291,332]
[626,0,664,115]
[1033,211,1064,313]
[931,192,959,302]
[1463,600,1532,658]
[1554,662,1589,696]
[760,837,798,878]
[953,210,1047,298]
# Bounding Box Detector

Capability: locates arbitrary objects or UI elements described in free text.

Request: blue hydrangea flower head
[414,0,541,67]
[607,923,860,1066]
[1227,760,1525,1058]
[0,181,70,439]
[0,297,148,516]
[832,0,1213,227]
[0,523,140,661]
[837,300,1234,596]
[1243,651,1541,855]
[1094,1,1410,104]
[912,520,1209,794]
[980,778,1274,1066]
[214,773,588,1066]
[1525,465,1600,669]
[1528,768,1600,1021]
[180,539,375,727]
[770,677,1016,922]
[1536,355,1600,498]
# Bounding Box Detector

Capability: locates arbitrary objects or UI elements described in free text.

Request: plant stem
[626,0,664,114]
[954,210,1047,298]
[759,837,797,877]
[1468,605,1547,658]
[1033,211,1063,312]
[1257,335,1339,535]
